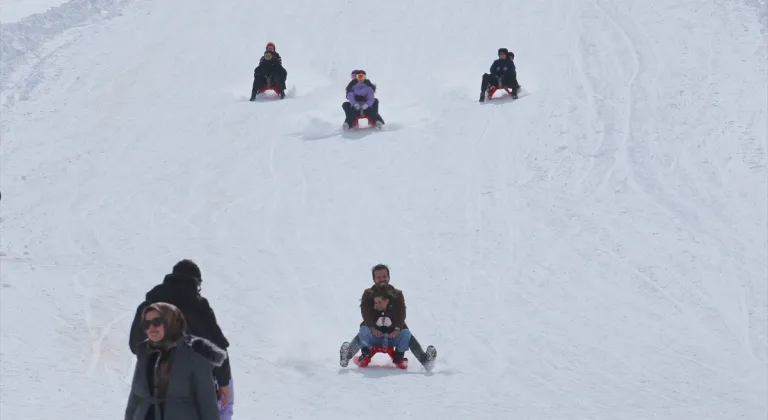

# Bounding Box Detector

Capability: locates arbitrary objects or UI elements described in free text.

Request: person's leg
[358,325,385,350]
[250,73,267,100]
[349,334,361,355]
[394,329,411,355]
[362,102,384,125]
[342,102,357,126]
[270,69,286,92]
[502,71,520,94]
[339,334,362,367]
[408,333,425,361]
[479,73,494,101]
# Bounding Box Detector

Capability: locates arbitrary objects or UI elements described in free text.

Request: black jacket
[128,273,232,385]
[255,57,284,75]
[259,51,282,66]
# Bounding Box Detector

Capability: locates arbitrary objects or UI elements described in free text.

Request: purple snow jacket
[346,82,375,107]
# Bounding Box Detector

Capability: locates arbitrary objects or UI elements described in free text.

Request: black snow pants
[342,98,384,125]
[481,71,520,93]
[251,67,287,98]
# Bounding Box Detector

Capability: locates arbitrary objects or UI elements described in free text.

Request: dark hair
[371,263,389,279]
[172,259,202,292]
[372,287,391,299]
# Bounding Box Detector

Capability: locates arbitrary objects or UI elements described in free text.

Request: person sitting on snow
[479,47,520,102]
[250,49,287,100]
[342,70,385,130]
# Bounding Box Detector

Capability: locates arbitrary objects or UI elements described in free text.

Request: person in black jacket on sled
[479,47,520,102]
[250,42,287,100]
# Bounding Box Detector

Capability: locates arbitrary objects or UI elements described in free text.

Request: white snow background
[1,0,766,418]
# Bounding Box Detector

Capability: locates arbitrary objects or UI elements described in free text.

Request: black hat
[172,259,201,279]
[498,47,508,55]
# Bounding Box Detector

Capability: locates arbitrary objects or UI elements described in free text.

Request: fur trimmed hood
[183,334,228,367]
[137,334,227,367]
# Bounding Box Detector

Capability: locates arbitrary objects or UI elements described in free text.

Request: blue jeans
[358,326,411,353]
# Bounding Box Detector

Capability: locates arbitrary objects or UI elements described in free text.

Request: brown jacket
[359,284,407,331]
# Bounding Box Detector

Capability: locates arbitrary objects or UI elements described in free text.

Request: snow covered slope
[1,0,766,418]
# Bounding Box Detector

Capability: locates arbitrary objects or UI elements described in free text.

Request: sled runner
[352,345,407,369]
[487,85,517,100]
[351,115,378,129]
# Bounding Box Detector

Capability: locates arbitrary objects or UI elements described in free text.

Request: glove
[362,104,369,110]
[353,103,361,110]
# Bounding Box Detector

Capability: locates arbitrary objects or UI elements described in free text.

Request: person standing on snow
[125,302,226,420]
[128,259,234,420]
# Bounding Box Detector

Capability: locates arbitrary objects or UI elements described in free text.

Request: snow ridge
[0,0,134,108]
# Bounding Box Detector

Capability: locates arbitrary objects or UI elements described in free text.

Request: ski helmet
[350,69,366,78]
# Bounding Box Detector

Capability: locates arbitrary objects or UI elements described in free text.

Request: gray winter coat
[125,334,227,420]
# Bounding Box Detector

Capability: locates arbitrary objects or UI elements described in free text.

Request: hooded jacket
[346,81,376,107]
[129,273,232,385]
[125,334,227,420]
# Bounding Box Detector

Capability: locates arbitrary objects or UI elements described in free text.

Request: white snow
[1,0,766,418]
[0,0,69,23]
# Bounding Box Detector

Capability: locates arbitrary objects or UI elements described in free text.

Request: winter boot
[479,91,485,102]
[419,345,437,372]
[392,351,408,369]
[339,342,352,367]
[357,347,373,367]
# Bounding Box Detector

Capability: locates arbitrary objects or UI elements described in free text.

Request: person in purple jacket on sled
[342,70,385,130]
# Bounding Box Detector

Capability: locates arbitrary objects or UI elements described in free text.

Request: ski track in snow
[0,0,766,418]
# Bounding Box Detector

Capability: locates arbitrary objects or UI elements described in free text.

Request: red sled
[258,85,283,98]
[487,85,515,99]
[351,346,408,369]
[351,115,376,129]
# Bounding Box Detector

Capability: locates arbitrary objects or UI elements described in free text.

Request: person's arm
[128,302,147,354]
[360,289,375,327]
[393,292,407,329]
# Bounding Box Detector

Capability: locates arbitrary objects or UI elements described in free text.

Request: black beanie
[172,259,202,279]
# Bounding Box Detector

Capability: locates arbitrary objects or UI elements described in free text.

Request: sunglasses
[143,317,163,329]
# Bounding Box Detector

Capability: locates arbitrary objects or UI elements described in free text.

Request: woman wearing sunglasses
[342,70,385,130]
[125,302,227,420]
